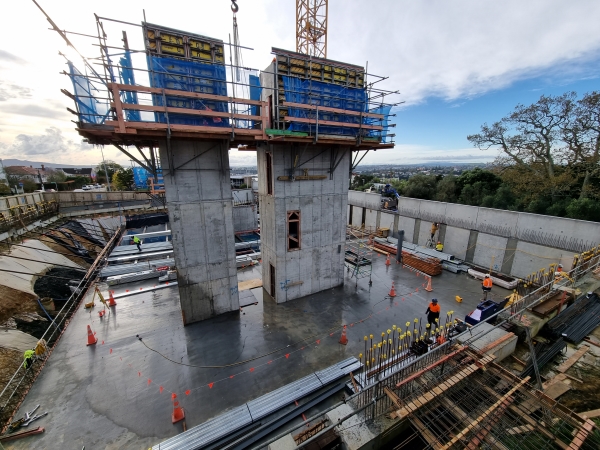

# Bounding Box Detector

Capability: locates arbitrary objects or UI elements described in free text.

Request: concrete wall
[159,139,239,324]
[258,144,349,303]
[232,205,258,233]
[347,190,381,210]
[347,191,600,278]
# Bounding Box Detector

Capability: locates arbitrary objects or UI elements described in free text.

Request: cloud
[329,0,600,106]
[2,127,94,156]
[0,49,26,65]
[0,81,32,102]
[2,103,65,119]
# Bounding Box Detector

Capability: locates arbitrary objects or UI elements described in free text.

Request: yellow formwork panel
[161,45,185,56]
[160,33,183,45]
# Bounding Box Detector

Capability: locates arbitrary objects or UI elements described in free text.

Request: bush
[566,198,600,221]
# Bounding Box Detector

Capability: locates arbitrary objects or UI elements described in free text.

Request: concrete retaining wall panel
[476,207,518,237]
[397,197,421,218]
[347,191,381,210]
[380,212,395,231]
[443,226,471,260]
[365,208,377,228]
[232,205,258,233]
[352,206,364,227]
[444,203,479,229]
[472,233,507,272]
[511,241,575,279]
[397,215,415,242]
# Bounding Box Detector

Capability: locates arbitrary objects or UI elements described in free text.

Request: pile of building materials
[544,292,600,343]
[152,357,361,450]
[468,266,519,289]
[520,338,567,378]
[105,268,168,286]
[372,237,442,276]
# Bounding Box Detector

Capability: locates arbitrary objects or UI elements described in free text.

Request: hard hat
[431,298,438,303]
[485,274,490,278]
[558,264,563,268]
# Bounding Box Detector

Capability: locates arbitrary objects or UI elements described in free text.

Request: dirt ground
[0,285,38,325]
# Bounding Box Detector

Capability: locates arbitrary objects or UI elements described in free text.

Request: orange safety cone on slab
[108,291,117,307]
[389,282,397,297]
[86,325,97,346]
[424,276,433,292]
[385,254,391,266]
[339,325,348,345]
[172,393,185,423]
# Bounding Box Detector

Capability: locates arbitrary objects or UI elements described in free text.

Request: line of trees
[352,91,600,222]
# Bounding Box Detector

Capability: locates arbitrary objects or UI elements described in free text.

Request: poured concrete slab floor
[4,257,509,449]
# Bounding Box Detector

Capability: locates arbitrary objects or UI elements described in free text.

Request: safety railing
[350,249,600,422]
[91,83,271,140]
[0,226,123,431]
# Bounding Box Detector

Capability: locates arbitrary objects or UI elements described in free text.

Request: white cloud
[1,126,94,156]
[0,0,599,166]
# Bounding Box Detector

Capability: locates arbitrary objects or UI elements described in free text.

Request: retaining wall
[347,191,600,278]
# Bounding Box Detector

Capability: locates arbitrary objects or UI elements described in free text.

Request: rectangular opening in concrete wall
[269,263,276,299]
[287,210,301,250]
[266,152,273,195]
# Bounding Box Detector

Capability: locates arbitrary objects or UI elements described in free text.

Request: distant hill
[0,159,91,169]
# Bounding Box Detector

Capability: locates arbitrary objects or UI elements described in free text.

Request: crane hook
[231,0,239,13]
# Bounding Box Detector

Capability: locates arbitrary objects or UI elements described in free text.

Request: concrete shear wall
[258,145,349,303]
[348,191,600,278]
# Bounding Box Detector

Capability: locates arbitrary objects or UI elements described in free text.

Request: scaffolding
[344,229,373,283]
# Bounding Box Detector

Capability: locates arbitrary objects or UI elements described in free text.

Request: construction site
[1,1,600,449]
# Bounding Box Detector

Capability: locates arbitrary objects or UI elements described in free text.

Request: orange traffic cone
[108,291,117,307]
[86,325,97,346]
[424,276,433,292]
[172,393,185,423]
[385,254,391,266]
[339,325,348,345]
[389,282,397,297]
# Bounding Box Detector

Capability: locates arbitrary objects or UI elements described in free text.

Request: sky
[0,0,599,167]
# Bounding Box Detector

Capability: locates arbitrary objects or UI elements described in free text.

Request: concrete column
[465,230,479,263]
[158,139,239,324]
[438,223,447,244]
[413,219,421,245]
[501,237,519,275]
[257,144,350,303]
[376,210,381,229]
[392,214,399,238]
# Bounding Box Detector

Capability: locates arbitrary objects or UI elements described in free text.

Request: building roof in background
[5,166,41,176]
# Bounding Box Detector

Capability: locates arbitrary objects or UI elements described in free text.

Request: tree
[48,170,67,183]
[95,160,123,184]
[112,168,134,191]
[435,175,457,202]
[468,93,576,200]
[566,198,600,221]
[0,183,10,195]
[21,179,37,193]
[403,174,438,200]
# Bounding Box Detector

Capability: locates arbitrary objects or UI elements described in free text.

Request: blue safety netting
[67,62,109,124]
[119,50,141,122]
[366,105,392,143]
[132,167,164,190]
[249,74,262,118]
[283,76,381,138]
[147,55,229,127]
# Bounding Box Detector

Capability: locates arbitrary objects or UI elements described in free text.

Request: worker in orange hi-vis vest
[482,274,493,300]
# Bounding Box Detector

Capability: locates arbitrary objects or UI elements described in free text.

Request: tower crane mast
[296,0,328,58]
